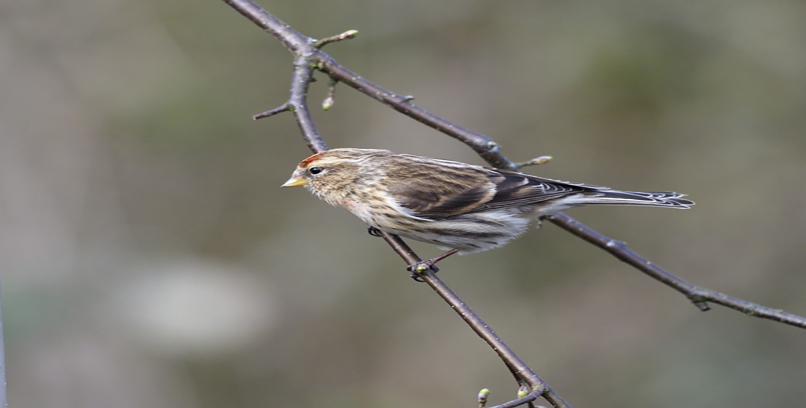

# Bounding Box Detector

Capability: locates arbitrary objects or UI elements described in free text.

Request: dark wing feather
[391,182,494,218]
[385,158,497,219]
[472,169,601,211]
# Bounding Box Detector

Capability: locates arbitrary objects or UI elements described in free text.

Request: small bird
[282,148,692,269]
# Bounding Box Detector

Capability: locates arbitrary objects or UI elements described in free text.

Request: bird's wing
[384,159,498,219]
[471,169,606,211]
[384,155,608,218]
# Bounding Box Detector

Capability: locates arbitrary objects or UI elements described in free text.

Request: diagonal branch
[377,231,570,408]
[317,59,518,170]
[549,213,806,328]
[222,0,311,54]
[223,0,518,170]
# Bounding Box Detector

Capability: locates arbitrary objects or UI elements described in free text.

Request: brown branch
[377,231,570,408]
[252,103,289,120]
[222,0,516,169]
[313,29,358,49]
[549,213,806,328]
[488,388,542,408]
[317,58,519,170]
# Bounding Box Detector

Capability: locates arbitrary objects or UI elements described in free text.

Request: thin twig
[488,388,542,408]
[377,231,570,408]
[322,79,337,111]
[287,56,328,152]
[221,0,311,55]
[517,156,553,168]
[313,29,358,49]
[549,213,806,328]
[222,0,517,169]
[317,58,518,170]
[253,103,289,120]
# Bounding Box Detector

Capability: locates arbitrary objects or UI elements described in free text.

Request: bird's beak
[281,175,308,188]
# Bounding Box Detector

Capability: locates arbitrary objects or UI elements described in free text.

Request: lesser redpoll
[282,148,692,266]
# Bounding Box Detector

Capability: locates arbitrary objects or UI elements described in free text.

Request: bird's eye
[308,166,323,175]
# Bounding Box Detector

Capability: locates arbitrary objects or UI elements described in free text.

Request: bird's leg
[425,248,460,267]
[536,215,553,229]
[407,249,460,281]
[367,226,383,237]
[366,226,457,281]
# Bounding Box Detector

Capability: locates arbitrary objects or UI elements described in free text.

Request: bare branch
[221,0,312,56]
[252,103,289,120]
[488,387,543,408]
[222,0,327,151]
[287,56,328,152]
[317,58,519,170]
[516,156,553,168]
[313,29,358,49]
[376,231,570,408]
[549,213,806,328]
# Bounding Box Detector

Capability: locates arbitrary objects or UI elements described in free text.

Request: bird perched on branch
[282,148,692,270]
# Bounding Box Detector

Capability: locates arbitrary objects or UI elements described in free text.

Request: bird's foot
[367,226,383,237]
[407,261,439,281]
[405,249,459,282]
[536,215,553,229]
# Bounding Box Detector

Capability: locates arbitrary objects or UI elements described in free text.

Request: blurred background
[2,0,806,407]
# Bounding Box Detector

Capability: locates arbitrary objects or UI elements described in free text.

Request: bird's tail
[578,190,694,209]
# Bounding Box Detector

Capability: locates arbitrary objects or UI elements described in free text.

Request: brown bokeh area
[2,1,806,407]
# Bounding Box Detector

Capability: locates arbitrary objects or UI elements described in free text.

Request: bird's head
[282,148,391,202]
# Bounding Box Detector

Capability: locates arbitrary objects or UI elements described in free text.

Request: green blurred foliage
[2,0,806,407]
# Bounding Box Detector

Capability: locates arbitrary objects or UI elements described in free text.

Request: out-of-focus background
[3,0,806,407]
